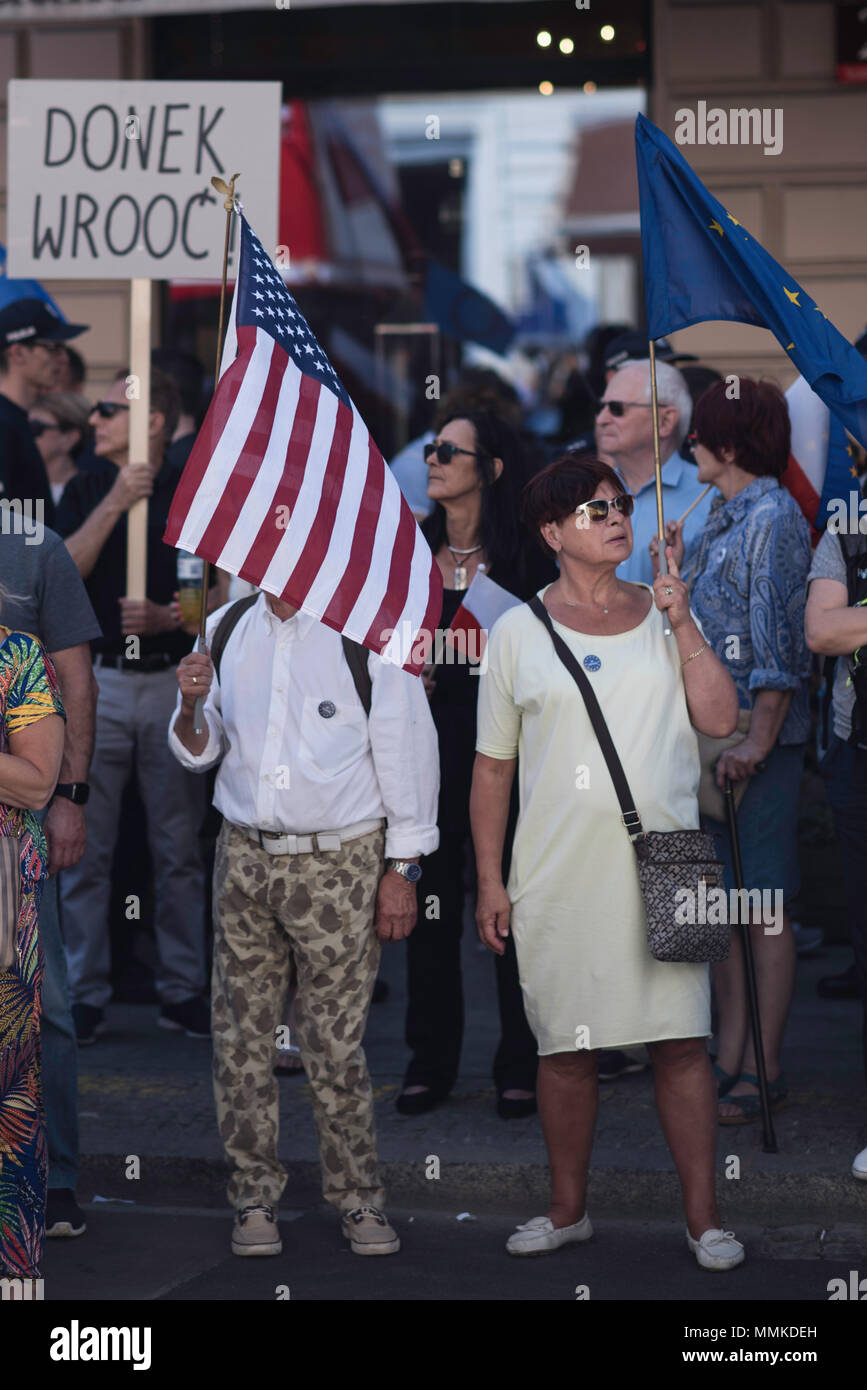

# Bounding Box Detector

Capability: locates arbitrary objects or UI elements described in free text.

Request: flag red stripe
[163,328,253,547]
[448,606,483,637]
[284,399,354,595]
[239,372,322,587]
[402,566,444,674]
[781,451,822,544]
[196,344,287,561]
[362,494,418,654]
[322,436,385,627]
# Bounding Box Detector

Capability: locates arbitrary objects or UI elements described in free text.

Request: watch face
[403,863,422,882]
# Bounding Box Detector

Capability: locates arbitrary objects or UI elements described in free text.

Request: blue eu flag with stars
[635,113,867,448]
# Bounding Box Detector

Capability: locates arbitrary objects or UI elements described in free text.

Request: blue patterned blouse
[681,476,811,745]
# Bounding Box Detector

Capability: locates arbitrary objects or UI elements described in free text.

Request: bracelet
[681,641,709,667]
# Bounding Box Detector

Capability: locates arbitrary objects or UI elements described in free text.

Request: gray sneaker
[231,1204,282,1257]
[341,1205,400,1255]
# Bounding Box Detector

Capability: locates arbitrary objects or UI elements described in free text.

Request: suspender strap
[527,595,645,841]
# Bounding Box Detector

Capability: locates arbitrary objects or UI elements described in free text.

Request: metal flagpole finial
[211,173,241,211]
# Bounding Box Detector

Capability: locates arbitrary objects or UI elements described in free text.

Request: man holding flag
[164,212,441,1256]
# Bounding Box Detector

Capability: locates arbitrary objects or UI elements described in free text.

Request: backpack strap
[210,593,259,683]
[210,592,372,717]
[341,636,372,716]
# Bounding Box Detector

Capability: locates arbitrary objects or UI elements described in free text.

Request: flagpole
[192,171,241,736]
[649,338,672,638]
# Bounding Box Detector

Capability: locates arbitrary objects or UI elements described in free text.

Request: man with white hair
[595,358,713,584]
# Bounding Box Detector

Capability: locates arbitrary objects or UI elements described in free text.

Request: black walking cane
[723,777,778,1153]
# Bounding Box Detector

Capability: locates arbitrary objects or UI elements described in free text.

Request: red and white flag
[164,214,441,673]
[445,570,522,663]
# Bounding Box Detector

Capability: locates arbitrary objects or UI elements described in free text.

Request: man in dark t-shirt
[0,526,100,1241]
[55,369,210,1043]
[0,298,89,530]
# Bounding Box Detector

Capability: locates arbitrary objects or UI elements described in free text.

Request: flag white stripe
[296,404,376,619]
[218,278,239,379]
[258,377,340,596]
[786,375,830,494]
[176,333,277,550]
[218,353,308,576]
[379,531,437,666]
[345,422,403,639]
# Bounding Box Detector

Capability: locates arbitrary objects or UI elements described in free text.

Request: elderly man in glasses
[55,368,219,1046]
[0,298,89,530]
[594,358,713,587]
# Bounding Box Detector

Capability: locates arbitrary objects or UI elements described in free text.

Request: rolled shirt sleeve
[367,656,440,859]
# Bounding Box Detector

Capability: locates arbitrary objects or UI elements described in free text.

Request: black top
[431,545,558,831]
[55,455,195,662]
[0,392,56,529]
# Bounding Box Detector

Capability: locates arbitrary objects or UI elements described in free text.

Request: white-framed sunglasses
[574,494,635,524]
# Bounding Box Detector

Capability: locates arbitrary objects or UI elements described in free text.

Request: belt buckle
[314,832,341,852]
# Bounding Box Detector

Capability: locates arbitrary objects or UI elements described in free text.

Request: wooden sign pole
[126,277,152,599]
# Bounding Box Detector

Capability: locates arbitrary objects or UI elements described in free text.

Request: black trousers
[820,735,867,1088]
[403,819,538,1095]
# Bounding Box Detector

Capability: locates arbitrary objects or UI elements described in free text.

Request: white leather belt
[245,817,384,856]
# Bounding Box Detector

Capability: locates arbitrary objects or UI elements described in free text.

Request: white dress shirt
[168,593,440,860]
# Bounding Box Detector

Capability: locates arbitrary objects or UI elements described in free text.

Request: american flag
[164,214,442,673]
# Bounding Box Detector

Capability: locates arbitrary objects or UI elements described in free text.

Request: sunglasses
[29,420,64,438]
[595,400,655,418]
[91,401,131,419]
[423,441,484,466]
[574,494,635,523]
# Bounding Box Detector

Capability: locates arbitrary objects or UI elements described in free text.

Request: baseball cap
[604,331,697,373]
[0,298,88,349]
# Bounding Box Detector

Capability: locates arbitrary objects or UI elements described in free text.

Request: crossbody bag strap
[527,595,646,842]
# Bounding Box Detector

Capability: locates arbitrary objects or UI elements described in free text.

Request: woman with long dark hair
[396,410,557,1118]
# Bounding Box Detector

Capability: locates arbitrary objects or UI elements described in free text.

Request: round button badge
[318,700,336,718]
[583,655,602,672]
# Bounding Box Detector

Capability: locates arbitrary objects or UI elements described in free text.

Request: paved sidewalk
[74,928,867,1226]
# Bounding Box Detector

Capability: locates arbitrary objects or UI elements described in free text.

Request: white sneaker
[686,1227,745,1271]
[852,1146,867,1181]
[506,1213,593,1256]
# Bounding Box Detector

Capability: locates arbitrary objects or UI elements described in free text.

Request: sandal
[718,1071,787,1125]
[713,1063,737,1098]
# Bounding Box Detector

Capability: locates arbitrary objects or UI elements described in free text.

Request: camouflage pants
[212,820,386,1212]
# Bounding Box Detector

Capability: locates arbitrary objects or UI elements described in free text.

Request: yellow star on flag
[814,306,829,320]
[783,287,800,306]
[851,465,860,478]
[726,212,741,226]
[708,220,724,237]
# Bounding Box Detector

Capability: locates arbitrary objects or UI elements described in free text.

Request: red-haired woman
[471,454,743,1268]
[658,378,812,1126]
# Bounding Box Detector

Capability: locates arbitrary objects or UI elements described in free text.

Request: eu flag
[424,260,515,356]
[635,113,867,447]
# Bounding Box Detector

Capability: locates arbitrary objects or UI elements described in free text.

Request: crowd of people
[1,302,866,1284]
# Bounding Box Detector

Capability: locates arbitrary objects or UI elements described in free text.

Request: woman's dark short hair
[521,453,626,555]
[692,378,790,479]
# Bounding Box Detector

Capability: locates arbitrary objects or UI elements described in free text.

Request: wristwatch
[386,858,422,883]
[53,782,90,806]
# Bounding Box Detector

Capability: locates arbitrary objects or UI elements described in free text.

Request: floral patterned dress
[0,628,65,1277]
